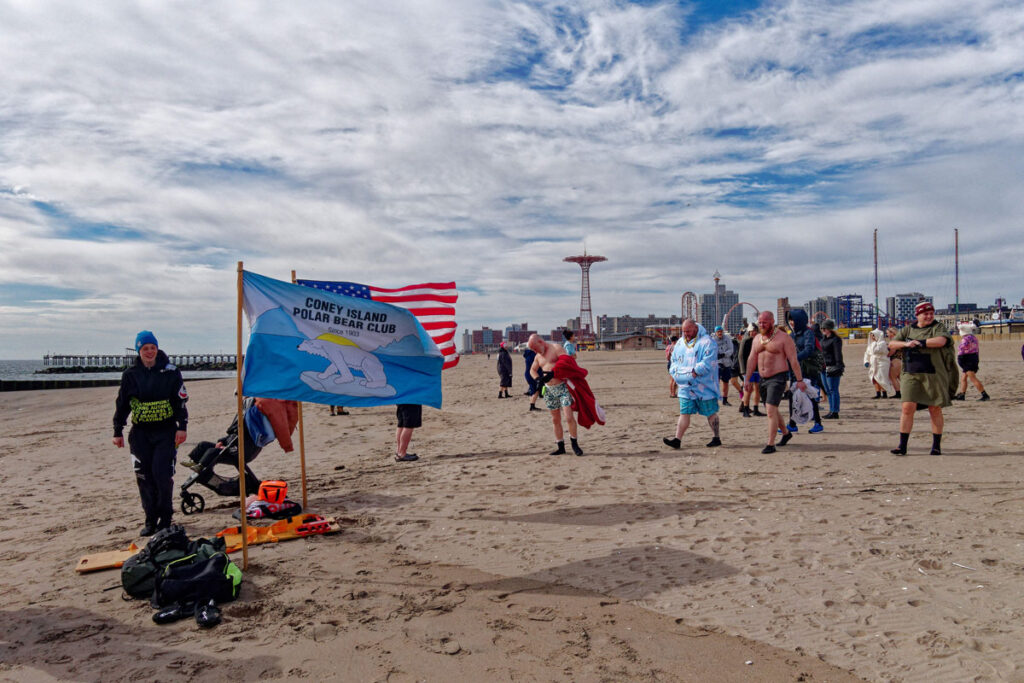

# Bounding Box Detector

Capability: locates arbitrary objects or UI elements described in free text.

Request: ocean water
[0,359,235,382]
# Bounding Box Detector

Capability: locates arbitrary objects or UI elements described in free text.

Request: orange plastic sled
[75,514,339,574]
[216,514,341,551]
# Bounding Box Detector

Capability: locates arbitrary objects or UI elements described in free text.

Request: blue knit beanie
[135,330,159,352]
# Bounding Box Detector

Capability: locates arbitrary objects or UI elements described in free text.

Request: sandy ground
[2,339,1022,682]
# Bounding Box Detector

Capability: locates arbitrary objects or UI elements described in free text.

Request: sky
[1,0,1022,358]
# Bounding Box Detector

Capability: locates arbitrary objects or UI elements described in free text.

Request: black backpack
[120,525,191,599]
[151,549,242,608]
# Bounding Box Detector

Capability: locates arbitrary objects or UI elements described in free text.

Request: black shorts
[759,372,788,406]
[396,404,422,429]
[957,353,979,373]
[719,366,733,381]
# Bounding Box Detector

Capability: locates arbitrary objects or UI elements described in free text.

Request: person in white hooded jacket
[863,329,894,398]
[663,319,722,449]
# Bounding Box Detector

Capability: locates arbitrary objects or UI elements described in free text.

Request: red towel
[552,355,605,429]
[254,398,300,452]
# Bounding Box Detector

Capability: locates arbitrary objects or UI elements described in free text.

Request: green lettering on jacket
[130,397,174,424]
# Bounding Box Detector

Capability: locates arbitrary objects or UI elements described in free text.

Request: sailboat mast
[954,228,959,318]
[874,228,879,328]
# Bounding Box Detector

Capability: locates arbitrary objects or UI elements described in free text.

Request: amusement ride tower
[563,252,607,338]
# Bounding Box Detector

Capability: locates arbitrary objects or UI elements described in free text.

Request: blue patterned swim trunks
[678,397,719,416]
[543,382,573,410]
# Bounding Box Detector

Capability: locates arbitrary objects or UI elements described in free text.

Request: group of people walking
[663,300,992,456]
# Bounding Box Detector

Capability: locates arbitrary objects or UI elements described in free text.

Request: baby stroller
[180,398,274,515]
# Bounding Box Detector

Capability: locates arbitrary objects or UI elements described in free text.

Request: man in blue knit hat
[112,331,188,536]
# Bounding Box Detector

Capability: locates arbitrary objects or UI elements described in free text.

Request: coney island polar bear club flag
[241,270,443,409]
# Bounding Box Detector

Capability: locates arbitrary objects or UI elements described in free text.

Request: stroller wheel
[181,491,205,515]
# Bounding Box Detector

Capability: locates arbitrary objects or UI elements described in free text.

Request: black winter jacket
[113,350,188,437]
[821,334,844,371]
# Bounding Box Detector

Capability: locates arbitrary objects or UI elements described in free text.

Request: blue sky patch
[173,159,292,186]
[0,283,87,306]
[844,23,986,55]
[678,0,765,40]
[32,201,146,242]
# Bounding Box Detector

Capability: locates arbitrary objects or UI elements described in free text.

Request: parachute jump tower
[564,251,607,339]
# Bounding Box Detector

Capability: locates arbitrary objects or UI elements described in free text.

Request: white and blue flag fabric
[241,270,443,408]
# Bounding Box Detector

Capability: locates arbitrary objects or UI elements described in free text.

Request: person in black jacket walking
[496,343,513,398]
[112,331,188,536]
[820,319,844,419]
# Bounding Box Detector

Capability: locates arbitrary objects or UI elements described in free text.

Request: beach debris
[745,660,753,665]
[527,606,556,621]
[952,562,977,571]
[312,623,337,642]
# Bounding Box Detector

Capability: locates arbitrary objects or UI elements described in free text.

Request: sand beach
[1,340,1022,682]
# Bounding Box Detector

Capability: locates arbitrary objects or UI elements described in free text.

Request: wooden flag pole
[235,261,250,569]
[290,270,309,509]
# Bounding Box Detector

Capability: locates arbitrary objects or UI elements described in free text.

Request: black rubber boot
[153,602,194,624]
[891,432,910,455]
[195,599,222,628]
[549,441,566,455]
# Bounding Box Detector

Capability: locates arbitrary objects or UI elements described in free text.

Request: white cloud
[0,0,1022,357]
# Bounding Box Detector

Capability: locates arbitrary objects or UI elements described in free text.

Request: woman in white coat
[863,329,894,398]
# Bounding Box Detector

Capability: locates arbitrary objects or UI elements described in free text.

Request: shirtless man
[744,311,807,454]
[527,333,583,455]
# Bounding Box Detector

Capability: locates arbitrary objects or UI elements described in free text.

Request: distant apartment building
[598,313,682,337]
[776,298,791,327]
[886,292,932,325]
[937,302,986,318]
[504,323,536,346]
[551,328,586,343]
[700,281,740,333]
[470,326,503,352]
[461,329,473,354]
[802,296,840,323]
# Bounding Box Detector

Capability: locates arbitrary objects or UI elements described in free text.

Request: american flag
[296,279,459,370]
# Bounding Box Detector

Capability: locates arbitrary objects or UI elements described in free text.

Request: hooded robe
[863,329,894,394]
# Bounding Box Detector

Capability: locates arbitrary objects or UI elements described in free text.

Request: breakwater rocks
[38,361,237,374]
[1,376,224,392]
[1,378,124,392]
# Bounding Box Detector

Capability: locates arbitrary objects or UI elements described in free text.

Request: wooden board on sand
[75,514,341,573]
